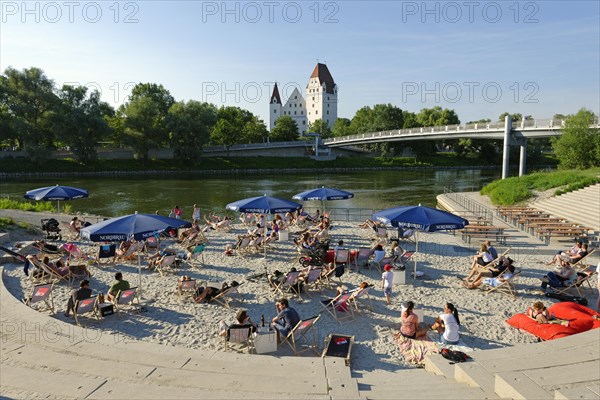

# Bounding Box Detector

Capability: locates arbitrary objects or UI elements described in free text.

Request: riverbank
[0,206,586,372]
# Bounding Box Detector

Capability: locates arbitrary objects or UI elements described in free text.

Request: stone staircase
[531,184,600,232]
[2,267,599,400]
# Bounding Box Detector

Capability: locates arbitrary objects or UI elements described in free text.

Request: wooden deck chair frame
[354,247,372,271]
[485,248,512,269]
[570,249,596,270]
[113,287,140,317]
[154,255,177,277]
[236,237,252,257]
[224,325,254,353]
[335,249,351,267]
[74,295,99,326]
[273,271,302,298]
[303,268,324,296]
[31,257,71,285]
[117,241,144,262]
[375,226,388,240]
[68,264,90,287]
[396,251,415,268]
[24,282,55,314]
[551,268,597,297]
[281,315,321,356]
[485,269,521,297]
[211,283,244,309]
[177,279,198,301]
[322,292,355,324]
[97,244,117,267]
[351,286,373,313]
[186,243,206,268]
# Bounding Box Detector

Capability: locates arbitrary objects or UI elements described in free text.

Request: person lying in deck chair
[464,264,515,289]
[549,244,589,267]
[540,264,577,291]
[464,257,514,283]
[469,243,494,269]
[194,281,239,303]
[546,242,582,265]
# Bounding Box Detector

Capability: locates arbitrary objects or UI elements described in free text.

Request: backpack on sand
[441,348,470,363]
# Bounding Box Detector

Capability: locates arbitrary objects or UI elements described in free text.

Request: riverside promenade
[1,191,599,399]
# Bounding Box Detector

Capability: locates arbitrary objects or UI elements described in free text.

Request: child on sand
[381,264,394,304]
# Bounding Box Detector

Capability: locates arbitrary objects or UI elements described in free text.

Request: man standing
[271,298,300,339]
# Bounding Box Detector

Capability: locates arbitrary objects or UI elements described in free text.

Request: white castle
[269,63,338,134]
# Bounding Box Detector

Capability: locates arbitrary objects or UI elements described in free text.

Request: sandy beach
[1,207,597,373]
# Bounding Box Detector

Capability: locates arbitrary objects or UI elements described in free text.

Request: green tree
[120,83,174,160]
[242,115,269,143]
[167,100,217,163]
[331,117,351,137]
[270,116,299,142]
[402,112,421,129]
[1,67,60,162]
[211,119,238,149]
[349,104,404,134]
[57,85,112,164]
[308,119,332,138]
[416,106,460,126]
[551,108,600,169]
[498,112,522,122]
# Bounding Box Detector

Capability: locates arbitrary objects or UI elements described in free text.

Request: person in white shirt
[381,264,394,304]
[431,303,460,344]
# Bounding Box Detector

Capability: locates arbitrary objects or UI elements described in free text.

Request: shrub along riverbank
[480,168,600,205]
[0,153,557,175]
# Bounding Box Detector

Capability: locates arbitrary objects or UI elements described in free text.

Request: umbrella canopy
[226,195,301,214]
[24,185,89,212]
[372,205,469,279]
[372,205,469,232]
[292,187,354,201]
[80,213,191,242]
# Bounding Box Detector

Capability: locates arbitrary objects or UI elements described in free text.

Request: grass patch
[481,168,600,205]
[0,217,34,231]
[0,198,56,212]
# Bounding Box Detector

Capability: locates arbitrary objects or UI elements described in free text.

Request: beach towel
[393,332,439,365]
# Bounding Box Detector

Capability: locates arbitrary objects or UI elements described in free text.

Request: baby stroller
[41,218,61,240]
[298,244,328,268]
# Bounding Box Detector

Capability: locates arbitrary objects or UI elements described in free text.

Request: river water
[0,169,500,218]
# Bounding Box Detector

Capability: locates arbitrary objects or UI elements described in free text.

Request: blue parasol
[372,205,469,278]
[292,186,354,212]
[226,195,301,214]
[24,184,89,213]
[80,213,191,242]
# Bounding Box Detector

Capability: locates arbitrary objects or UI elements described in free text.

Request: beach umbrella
[226,195,302,214]
[80,213,191,242]
[372,205,469,279]
[80,213,191,298]
[24,184,89,213]
[292,186,354,212]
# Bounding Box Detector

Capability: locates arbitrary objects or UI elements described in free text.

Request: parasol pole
[414,230,419,280]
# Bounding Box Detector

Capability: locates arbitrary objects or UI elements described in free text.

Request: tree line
[1,67,597,168]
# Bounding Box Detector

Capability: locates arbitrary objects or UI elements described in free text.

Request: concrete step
[454,361,498,397]
[554,384,600,400]
[495,371,554,400]
[358,384,492,399]
[424,353,455,378]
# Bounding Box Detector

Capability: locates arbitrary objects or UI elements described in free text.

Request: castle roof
[270,83,282,104]
[310,63,336,94]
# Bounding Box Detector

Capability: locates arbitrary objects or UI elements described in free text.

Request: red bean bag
[506,302,600,341]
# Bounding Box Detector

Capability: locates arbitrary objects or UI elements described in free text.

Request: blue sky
[2,1,599,124]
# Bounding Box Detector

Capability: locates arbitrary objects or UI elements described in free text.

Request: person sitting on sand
[107,272,130,302]
[464,264,515,289]
[194,281,239,303]
[400,301,428,339]
[469,243,493,269]
[431,303,461,345]
[70,217,84,233]
[218,309,258,337]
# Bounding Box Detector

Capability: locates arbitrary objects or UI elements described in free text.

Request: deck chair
[63,222,81,240]
[29,256,71,285]
[68,264,91,286]
[281,315,321,356]
[113,287,140,316]
[396,251,415,268]
[322,292,355,324]
[73,295,99,326]
[354,247,372,271]
[224,325,254,353]
[272,271,302,298]
[303,268,324,296]
[551,267,597,297]
[62,243,92,264]
[334,249,351,267]
[117,241,144,262]
[350,286,373,313]
[570,249,596,270]
[97,244,117,267]
[145,236,160,252]
[154,254,177,277]
[186,244,206,268]
[24,283,55,313]
[177,279,198,301]
[375,226,388,240]
[212,283,244,309]
[236,237,252,256]
[485,269,521,297]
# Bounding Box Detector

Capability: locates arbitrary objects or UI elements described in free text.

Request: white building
[270,63,338,135]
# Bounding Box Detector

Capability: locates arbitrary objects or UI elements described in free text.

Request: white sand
[2,211,597,373]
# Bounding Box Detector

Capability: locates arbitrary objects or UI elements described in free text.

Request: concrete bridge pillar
[519,140,527,176]
[502,115,512,179]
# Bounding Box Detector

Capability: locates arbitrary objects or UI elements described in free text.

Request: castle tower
[269,83,282,131]
[305,63,338,129]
